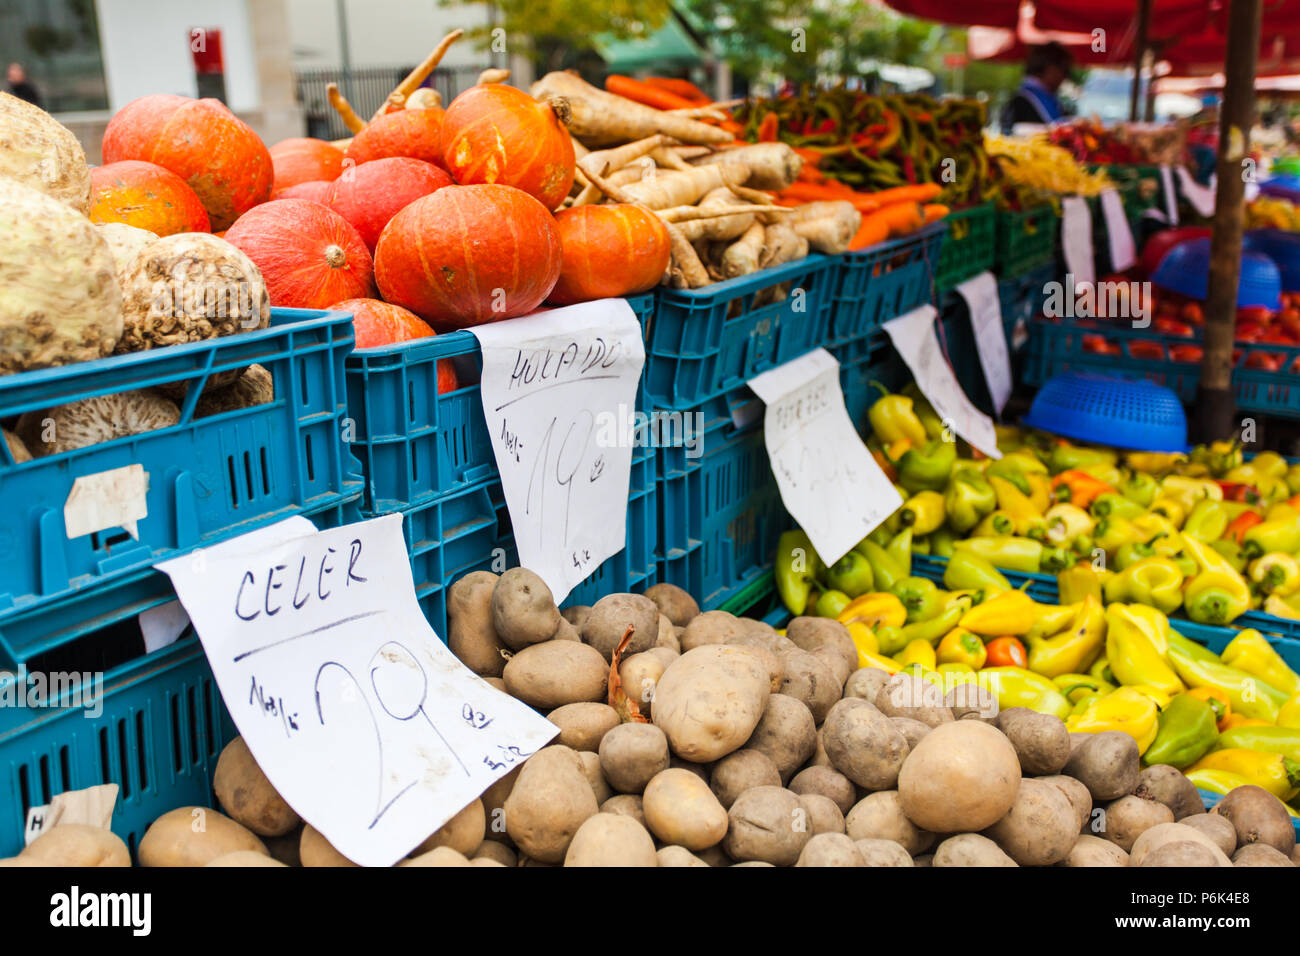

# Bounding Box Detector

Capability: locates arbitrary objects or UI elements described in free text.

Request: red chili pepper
[985,637,1027,668]
[757,112,779,143]
[1217,482,1259,503]
[817,118,837,133]
[902,154,916,183]
[1224,510,1264,544]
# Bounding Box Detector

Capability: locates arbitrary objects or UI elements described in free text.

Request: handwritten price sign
[470,300,646,602]
[749,349,903,565]
[157,515,557,867]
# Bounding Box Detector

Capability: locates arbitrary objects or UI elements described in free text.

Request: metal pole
[1195,0,1262,443]
[1130,0,1152,121]
[336,0,354,103]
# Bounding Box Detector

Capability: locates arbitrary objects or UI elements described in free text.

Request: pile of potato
[9,567,1297,866]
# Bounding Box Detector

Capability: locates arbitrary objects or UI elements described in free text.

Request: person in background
[7,63,42,108]
[1000,42,1072,132]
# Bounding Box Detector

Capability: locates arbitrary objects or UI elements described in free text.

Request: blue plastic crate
[0,308,360,621]
[826,224,945,349]
[0,493,362,859]
[658,418,788,611]
[345,295,655,514]
[644,257,835,411]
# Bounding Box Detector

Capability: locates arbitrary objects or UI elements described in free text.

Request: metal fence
[295,65,481,140]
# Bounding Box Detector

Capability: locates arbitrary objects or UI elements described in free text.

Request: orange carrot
[849,217,889,251]
[604,75,697,111]
[641,77,711,104]
[853,201,924,246]
[757,112,779,142]
[922,203,949,224]
[867,183,943,206]
[791,147,824,167]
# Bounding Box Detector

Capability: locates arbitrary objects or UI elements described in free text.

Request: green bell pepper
[1144,693,1219,768]
[943,551,1011,593]
[897,439,957,494]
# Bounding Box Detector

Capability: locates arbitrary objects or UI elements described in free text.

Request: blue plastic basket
[0,308,360,623]
[1245,229,1300,293]
[644,257,835,411]
[1152,238,1283,310]
[826,223,944,349]
[1021,372,1188,452]
[345,294,655,514]
[0,493,362,859]
[657,417,788,611]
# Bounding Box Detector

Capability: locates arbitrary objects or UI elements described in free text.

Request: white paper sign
[24,784,118,846]
[64,464,149,540]
[469,301,645,603]
[1060,196,1096,288]
[882,306,1002,459]
[139,599,190,653]
[1099,188,1137,272]
[157,515,558,867]
[955,271,1012,414]
[748,350,902,564]
[1159,165,1180,225]
[1175,166,1216,217]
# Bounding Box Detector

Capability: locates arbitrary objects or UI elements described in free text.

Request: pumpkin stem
[325,244,346,269]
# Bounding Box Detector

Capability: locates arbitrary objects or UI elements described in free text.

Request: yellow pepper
[838,592,907,631]
[1025,594,1105,678]
[1053,672,1116,704]
[1125,451,1186,477]
[897,638,937,670]
[935,628,987,669]
[1180,534,1252,626]
[988,475,1044,536]
[1131,512,1178,542]
[1248,552,1300,596]
[1264,594,1300,621]
[1218,714,1273,730]
[1159,475,1223,514]
[1147,496,1187,528]
[1280,695,1300,730]
[977,666,1072,719]
[1220,629,1300,697]
[1025,600,1079,640]
[1043,503,1094,547]
[1104,604,1185,698]
[958,587,1036,637]
[1189,749,1300,800]
[1025,472,1053,514]
[1066,686,1160,753]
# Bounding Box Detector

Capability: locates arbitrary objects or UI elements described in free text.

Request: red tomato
[985,637,1027,668]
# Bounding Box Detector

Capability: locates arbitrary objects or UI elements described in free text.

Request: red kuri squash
[275,180,334,203]
[344,109,445,167]
[549,204,671,304]
[224,198,373,309]
[441,85,575,210]
[270,137,345,194]
[102,95,273,231]
[329,297,459,392]
[374,184,561,329]
[89,160,211,236]
[327,157,453,252]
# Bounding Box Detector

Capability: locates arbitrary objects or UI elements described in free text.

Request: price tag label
[1175,166,1216,217]
[157,515,558,867]
[1099,188,1136,272]
[1160,165,1180,225]
[469,300,646,603]
[1061,195,1096,288]
[24,784,119,846]
[748,350,902,564]
[882,306,1001,459]
[955,271,1012,414]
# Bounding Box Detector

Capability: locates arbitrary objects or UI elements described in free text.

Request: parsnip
[721,221,767,278]
[696,143,804,191]
[674,188,755,242]
[372,30,463,120]
[619,163,747,210]
[759,222,809,268]
[532,72,733,146]
[786,200,861,254]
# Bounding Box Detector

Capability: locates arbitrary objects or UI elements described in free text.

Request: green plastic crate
[995,205,1058,278]
[933,202,996,293]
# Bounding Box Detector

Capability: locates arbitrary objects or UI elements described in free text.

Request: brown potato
[1038,774,1094,833]
[995,708,1070,776]
[931,833,1017,867]
[710,748,782,809]
[657,845,710,867]
[786,617,858,682]
[140,807,268,867]
[1178,813,1237,857]
[788,765,857,815]
[822,698,910,791]
[1212,785,1296,857]
[448,571,506,676]
[643,582,700,627]
[943,682,998,723]
[504,745,599,863]
[777,647,839,723]
[473,841,517,867]
[1232,844,1295,866]
[618,648,674,715]
[897,721,1021,833]
[984,778,1077,866]
[582,593,660,660]
[547,702,620,752]
[874,672,953,728]
[578,750,612,805]
[411,798,485,857]
[853,838,914,867]
[214,736,300,837]
[598,722,671,793]
[656,614,680,653]
[205,850,288,867]
[1140,841,1224,867]
[299,824,359,867]
[843,667,890,705]
[399,847,471,867]
[652,645,771,762]
[19,824,130,867]
[797,792,845,835]
[562,606,591,629]
[1062,731,1139,801]
[795,832,863,867]
[1129,822,1232,867]
[744,693,817,783]
[642,768,729,850]
[563,813,657,866]
[891,716,931,752]
[491,567,561,649]
[599,794,645,827]
[680,610,746,651]
[502,640,608,709]
[1134,764,1204,820]
[1098,794,1173,852]
[1061,834,1129,867]
[480,764,520,845]
[845,791,934,855]
[723,786,811,866]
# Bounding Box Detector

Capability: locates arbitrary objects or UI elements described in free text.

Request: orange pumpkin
[270,138,345,195]
[549,204,671,304]
[275,180,334,204]
[102,94,273,231]
[327,157,453,252]
[224,198,373,309]
[344,109,445,167]
[329,297,459,393]
[441,85,574,210]
[374,184,561,330]
[89,160,210,236]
